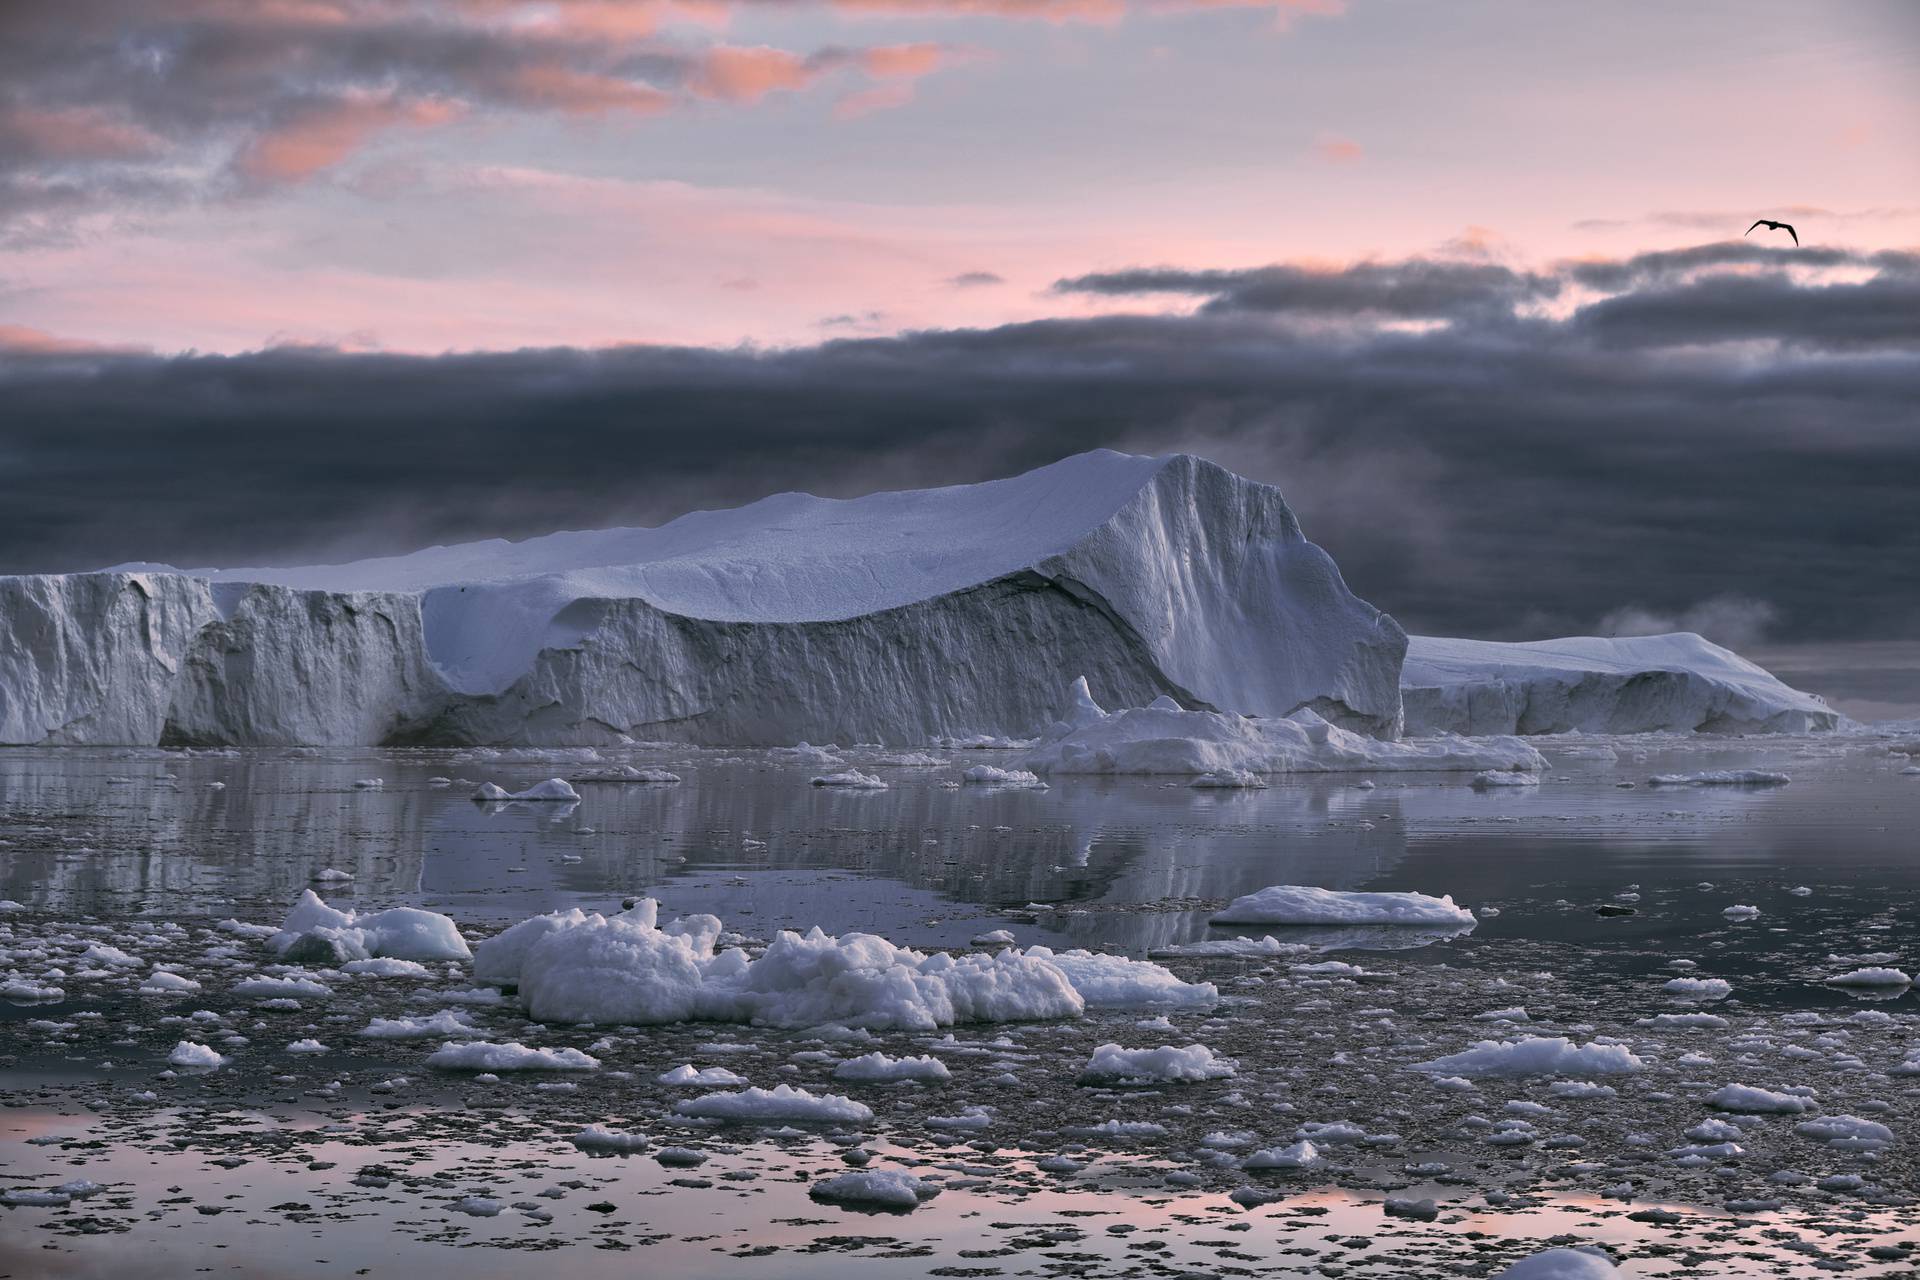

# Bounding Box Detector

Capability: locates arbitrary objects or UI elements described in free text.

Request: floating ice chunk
[1189,769,1268,789]
[452,1196,502,1216]
[1721,905,1761,920]
[1663,977,1731,1000]
[139,971,202,994]
[569,1124,649,1152]
[809,1169,939,1210]
[270,890,471,963]
[1212,885,1475,927]
[473,778,579,802]
[342,957,432,977]
[1472,770,1539,788]
[1793,1115,1894,1145]
[971,929,1015,946]
[1077,1043,1236,1085]
[1705,1084,1814,1114]
[475,899,1212,1029]
[811,770,887,789]
[1021,680,1544,776]
[675,1084,872,1124]
[1243,1140,1321,1169]
[1022,946,1217,1011]
[833,1052,952,1083]
[1825,967,1912,988]
[1637,1012,1728,1029]
[1648,770,1790,787]
[359,1010,484,1039]
[310,867,354,882]
[961,765,1046,788]
[425,1041,599,1071]
[658,1064,748,1086]
[1413,1037,1643,1078]
[168,1041,228,1070]
[80,943,141,968]
[1493,1246,1621,1278]
[233,974,332,999]
[1149,936,1300,959]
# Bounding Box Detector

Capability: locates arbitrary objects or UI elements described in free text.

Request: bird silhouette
[1746,218,1798,246]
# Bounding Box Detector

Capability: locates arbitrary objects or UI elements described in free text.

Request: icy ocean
[3,735,1918,1277]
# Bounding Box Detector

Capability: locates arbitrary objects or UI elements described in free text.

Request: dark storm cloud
[1053,260,1560,320]
[3,243,1917,644]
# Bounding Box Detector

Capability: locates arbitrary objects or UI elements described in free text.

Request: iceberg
[2,451,1405,746]
[1019,679,1543,776]
[1401,632,1840,735]
[471,897,1215,1030]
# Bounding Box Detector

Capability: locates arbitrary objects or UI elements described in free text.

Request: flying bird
[1746,218,1798,246]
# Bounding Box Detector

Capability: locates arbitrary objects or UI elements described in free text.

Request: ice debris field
[0,450,1908,1277]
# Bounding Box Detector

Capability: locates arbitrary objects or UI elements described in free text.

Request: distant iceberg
[0,451,1406,746]
[1401,633,1840,736]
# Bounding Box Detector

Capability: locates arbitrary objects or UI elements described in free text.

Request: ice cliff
[1400,633,1841,736]
[0,451,1408,746]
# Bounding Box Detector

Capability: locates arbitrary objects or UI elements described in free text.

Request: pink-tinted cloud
[498,66,676,115]
[0,107,164,163]
[1314,134,1362,164]
[234,94,464,184]
[693,46,818,102]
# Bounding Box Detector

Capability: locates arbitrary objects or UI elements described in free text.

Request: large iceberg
[0,451,1406,746]
[1400,633,1840,736]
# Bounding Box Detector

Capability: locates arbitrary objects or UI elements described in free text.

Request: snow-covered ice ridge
[1401,633,1840,736]
[1,451,1406,746]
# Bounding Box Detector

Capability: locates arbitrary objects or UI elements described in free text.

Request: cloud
[947,270,1005,287]
[0,0,982,235]
[1313,134,1361,164]
[1597,596,1781,650]
[1053,258,1561,321]
[2,240,1915,646]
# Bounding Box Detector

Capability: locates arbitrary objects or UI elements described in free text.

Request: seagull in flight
[1746,218,1798,246]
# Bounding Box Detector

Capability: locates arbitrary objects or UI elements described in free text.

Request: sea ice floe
[473,778,580,802]
[674,1084,871,1124]
[268,891,471,963]
[1647,770,1790,787]
[1704,1084,1815,1114]
[1077,1043,1236,1084]
[810,770,887,789]
[569,1124,650,1152]
[1413,1037,1644,1078]
[1663,977,1731,1000]
[1824,967,1912,988]
[809,1169,939,1210]
[167,1041,228,1070]
[1211,885,1475,927]
[960,765,1046,788]
[425,1041,599,1072]
[472,899,1211,1029]
[832,1052,952,1083]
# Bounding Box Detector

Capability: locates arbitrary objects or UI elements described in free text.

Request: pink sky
[1,0,1913,353]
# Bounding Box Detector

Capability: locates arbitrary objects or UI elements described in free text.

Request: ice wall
[0,452,1406,746]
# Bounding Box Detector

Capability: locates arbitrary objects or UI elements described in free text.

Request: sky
[1,0,1917,682]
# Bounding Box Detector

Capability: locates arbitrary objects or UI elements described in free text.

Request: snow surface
[1402,633,1839,736]
[1211,886,1476,928]
[470,898,1213,1030]
[1020,679,1542,776]
[14,451,1406,745]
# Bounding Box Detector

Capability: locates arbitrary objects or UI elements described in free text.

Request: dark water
[4,734,1918,1279]
[0,736,1913,1003]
